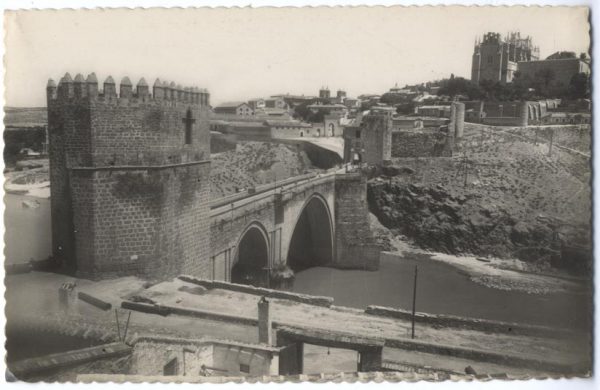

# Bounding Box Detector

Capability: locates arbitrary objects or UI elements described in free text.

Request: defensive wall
[48,72,212,279]
[344,103,463,161]
[463,99,562,126]
[390,130,452,158]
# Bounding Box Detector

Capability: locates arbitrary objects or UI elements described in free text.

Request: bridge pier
[333,173,380,270]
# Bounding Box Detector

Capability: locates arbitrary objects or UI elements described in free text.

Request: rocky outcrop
[367,180,591,273]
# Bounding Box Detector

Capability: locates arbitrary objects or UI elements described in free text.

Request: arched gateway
[287,195,334,271]
[231,224,270,287]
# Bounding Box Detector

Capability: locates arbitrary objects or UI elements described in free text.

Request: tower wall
[47,73,212,279]
[451,102,465,139]
[361,112,392,165]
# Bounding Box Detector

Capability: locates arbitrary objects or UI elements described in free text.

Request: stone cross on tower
[182,109,195,144]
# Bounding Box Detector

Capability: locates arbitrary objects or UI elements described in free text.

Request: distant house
[307,103,348,116]
[213,102,254,116]
[416,105,451,118]
[248,98,266,110]
[264,97,288,110]
[255,107,292,119]
[19,148,42,157]
[265,119,313,138]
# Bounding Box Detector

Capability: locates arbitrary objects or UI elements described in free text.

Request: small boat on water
[22,199,40,209]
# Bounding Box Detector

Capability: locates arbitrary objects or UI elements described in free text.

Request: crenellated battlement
[47,71,213,280]
[47,72,210,107]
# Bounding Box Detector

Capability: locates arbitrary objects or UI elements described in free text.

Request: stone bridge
[208,171,380,285]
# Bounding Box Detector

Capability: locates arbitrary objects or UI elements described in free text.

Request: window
[487,55,493,64]
[164,358,178,376]
[355,130,361,138]
[239,364,250,374]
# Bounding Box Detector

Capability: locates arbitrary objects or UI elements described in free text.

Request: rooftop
[214,101,249,109]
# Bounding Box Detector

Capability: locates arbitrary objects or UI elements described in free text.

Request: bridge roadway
[209,168,340,212]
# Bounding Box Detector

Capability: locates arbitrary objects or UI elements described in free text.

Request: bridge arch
[231,222,270,287]
[287,193,334,271]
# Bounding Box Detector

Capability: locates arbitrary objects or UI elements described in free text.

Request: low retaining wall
[10,342,131,378]
[365,305,577,338]
[177,275,334,307]
[76,370,545,383]
[121,301,258,326]
[482,117,524,126]
[78,292,112,311]
[119,300,581,375]
[384,337,581,374]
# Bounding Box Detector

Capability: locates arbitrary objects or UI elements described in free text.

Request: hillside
[368,123,591,273]
[4,107,47,127]
[210,141,315,198]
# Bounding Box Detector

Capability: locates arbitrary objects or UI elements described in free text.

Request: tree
[437,76,484,100]
[567,72,590,99]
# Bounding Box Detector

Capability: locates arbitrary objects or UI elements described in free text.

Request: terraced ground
[210,141,315,198]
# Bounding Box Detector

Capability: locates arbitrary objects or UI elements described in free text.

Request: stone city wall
[391,130,453,158]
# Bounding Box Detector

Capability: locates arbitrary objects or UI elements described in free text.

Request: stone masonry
[47,72,212,279]
[47,73,380,282]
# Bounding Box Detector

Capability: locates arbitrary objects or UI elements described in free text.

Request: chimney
[258,296,272,345]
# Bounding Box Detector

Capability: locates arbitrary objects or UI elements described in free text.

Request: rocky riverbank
[366,123,592,276]
[368,180,591,275]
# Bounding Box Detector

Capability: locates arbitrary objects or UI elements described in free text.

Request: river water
[4,193,52,264]
[292,253,592,331]
[4,193,591,331]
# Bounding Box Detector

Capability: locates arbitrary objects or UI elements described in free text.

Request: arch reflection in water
[231,225,270,287]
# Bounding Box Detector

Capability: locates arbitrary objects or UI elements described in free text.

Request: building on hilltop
[471,31,539,84]
[516,57,590,88]
[213,101,254,116]
[471,31,589,87]
[47,72,212,279]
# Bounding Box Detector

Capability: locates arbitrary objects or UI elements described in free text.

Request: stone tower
[361,111,392,165]
[472,32,539,85]
[47,72,212,279]
[319,87,331,99]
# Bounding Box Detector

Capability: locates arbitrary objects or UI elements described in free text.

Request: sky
[4,6,591,107]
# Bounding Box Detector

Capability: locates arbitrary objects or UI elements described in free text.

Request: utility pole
[463,151,469,188]
[114,309,122,342]
[411,265,418,339]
